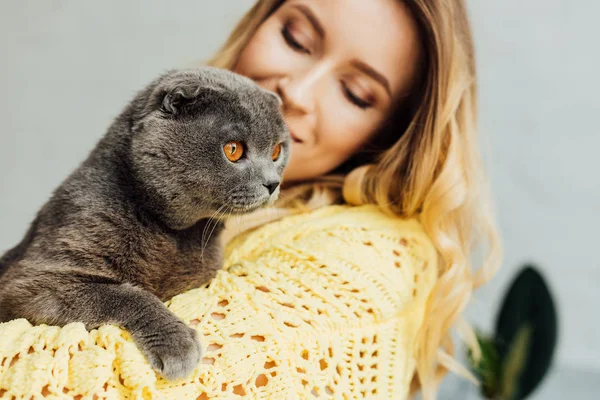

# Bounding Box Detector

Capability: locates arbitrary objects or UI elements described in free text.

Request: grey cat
[0,67,289,380]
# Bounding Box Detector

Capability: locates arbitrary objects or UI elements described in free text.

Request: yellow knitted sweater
[0,205,438,399]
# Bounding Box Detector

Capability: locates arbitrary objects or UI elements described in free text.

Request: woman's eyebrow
[351,59,392,97]
[292,4,325,39]
[290,4,390,98]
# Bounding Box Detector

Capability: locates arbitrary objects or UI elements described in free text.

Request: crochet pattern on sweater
[0,205,437,399]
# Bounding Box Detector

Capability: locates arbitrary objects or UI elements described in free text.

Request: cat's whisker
[200,203,228,262]
[202,203,227,242]
[200,204,234,261]
[198,182,245,263]
[201,203,234,262]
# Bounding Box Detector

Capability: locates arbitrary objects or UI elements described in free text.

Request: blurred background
[0,1,598,398]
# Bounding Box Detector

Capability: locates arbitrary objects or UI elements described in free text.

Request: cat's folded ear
[160,89,188,116]
[159,85,223,117]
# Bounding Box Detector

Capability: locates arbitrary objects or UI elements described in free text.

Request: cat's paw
[137,321,202,381]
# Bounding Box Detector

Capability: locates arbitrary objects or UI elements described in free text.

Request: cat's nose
[263,181,280,195]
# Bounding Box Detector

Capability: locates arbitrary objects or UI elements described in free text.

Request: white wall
[466,0,599,372]
[1,1,598,397]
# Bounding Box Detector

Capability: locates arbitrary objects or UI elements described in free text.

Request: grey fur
[0,67,289,380]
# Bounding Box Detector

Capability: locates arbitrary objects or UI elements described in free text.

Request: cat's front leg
[0,272,202,380]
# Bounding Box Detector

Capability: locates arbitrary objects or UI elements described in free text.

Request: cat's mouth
[227,200,269,215]
[193,193,273,217]
[222,193,275,215]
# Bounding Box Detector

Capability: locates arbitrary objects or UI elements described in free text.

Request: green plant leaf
[495,264,558,399]
[501,324,533,400]
[468,331,502,398]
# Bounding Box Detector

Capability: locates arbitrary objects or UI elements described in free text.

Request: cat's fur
[0,67,289,380]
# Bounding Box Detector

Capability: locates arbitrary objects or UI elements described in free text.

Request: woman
[212,0,501,395]
[0,0,500,399]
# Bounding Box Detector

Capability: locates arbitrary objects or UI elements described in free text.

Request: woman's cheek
[329,120,375,164]
[318,127,355,169]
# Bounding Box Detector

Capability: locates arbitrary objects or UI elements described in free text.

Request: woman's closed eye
[281,22,311,54]
[281,20,373,110]
[281,23,374,110]
[342,82,374,110]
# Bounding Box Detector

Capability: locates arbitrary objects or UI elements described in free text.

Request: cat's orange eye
[272,143,282,161]
[224,141,244,162]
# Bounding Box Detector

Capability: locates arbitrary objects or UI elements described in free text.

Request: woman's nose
[277,64,327,115]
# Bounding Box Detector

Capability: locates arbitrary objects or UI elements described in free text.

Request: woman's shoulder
[225,204,437,271]
[223,206,439,311]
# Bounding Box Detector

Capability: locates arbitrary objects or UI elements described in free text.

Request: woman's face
[234,0,422,182]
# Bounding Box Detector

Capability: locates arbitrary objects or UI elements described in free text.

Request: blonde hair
[206,1,502,398]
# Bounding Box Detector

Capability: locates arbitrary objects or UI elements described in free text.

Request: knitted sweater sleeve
[0,205,438,399]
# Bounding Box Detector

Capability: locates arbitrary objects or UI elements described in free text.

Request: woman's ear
[343,164,372,205]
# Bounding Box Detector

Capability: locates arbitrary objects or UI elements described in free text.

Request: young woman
[0,1,501,398]
[211,0,501,396]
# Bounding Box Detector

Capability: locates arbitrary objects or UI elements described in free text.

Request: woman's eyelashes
[342,83,374,110]
[281,22,311,54]
[280,22,374,111]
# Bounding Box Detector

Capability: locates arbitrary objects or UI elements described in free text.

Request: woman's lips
[288,129,303,144]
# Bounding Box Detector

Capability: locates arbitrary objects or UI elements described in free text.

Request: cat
[0,67,290,380]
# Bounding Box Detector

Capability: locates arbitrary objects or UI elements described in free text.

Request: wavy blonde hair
[205,1,502,398]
